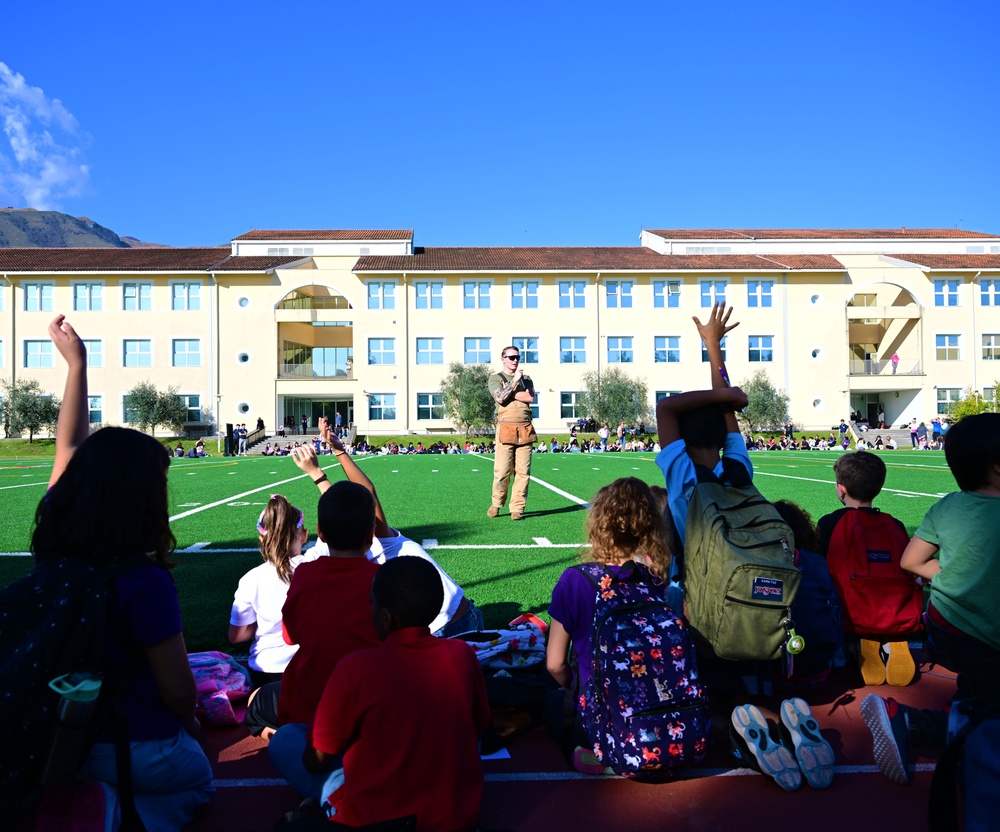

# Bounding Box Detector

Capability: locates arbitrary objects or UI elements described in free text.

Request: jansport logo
[751,577,783,601]
[867,549,892,563]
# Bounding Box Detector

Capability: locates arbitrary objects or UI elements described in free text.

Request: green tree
[123,382,187,434]
[440,363,496,436]
[0,378,60,442]
[947,381,1000,422]
[580,368,650,428]
[737,369,790,434]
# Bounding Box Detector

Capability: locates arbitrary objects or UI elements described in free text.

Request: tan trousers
[492,434,532,513]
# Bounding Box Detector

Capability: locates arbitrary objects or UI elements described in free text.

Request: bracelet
[334,451,347,457]
[312,474,329,485]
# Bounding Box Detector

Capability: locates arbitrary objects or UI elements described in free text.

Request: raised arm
[693,302,741,433]
[656,387,749,448]
[294,418,392,538]
[47,315,89,488]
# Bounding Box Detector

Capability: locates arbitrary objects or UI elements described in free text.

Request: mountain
[0,208,168,248]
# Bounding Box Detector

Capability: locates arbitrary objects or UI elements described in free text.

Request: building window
[82,339,103,368]
[462,281,491,309]
[179,394,201,423]
[654,336,680,363]
[171,282,201,311]
[530,392,540,420]
[369,393,396,421]
[368,338,396,365]
[560,336,586,364]
[700,279,727,308]
[606,280,633,309]
[935,334,960,361]
[607,336,633,363]
[984,387,998,412]
[558,280,586,309]
[982,279,1000,306]
[122,282,152,311]
[267,247,290,255]
[652,280,680,308]
[511,281,539,309]
[560,391,585,419]
[463,337,491,364]
[73,282,103,311]
[511,336,538,364]
[934,279,960,307]
[172,339,201,367]
[747,280,774,308]
[416,337,443,365]
[701,336,727,362]
[749,335,774,362]
[937,388,961,415]
[417,393,446,420]
[367,281,396,310]
[983,334,1000,360]
[88,395,103,425]
[656,391,682,402]
[123,339,152,368]
[414,281,443,310]
[24,340,53,368]
[24,282,54,312]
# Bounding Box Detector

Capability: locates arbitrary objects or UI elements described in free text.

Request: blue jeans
[434,600,484,638]
[77,729,214,832]
[268,723,345,810]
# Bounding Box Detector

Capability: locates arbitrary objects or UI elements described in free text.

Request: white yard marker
[532,537,553,546]
[422,539,439,548]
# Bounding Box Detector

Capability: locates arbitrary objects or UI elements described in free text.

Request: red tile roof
[887,253,1000,270]
[232,230,412,241]
[354,247,845,272]
[210,255,309,271]
[0,248,302,273]
[646,228,1000,241]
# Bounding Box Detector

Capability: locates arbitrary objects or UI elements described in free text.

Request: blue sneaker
[861,694,912,784]
[780,697,835,789]
[730,704,802,791]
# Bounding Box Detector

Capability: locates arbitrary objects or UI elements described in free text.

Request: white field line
[753,470,946,499]
[0,480,49,492]
[469,452,591,507]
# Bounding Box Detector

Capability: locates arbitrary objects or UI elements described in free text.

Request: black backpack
[0,556,146,830]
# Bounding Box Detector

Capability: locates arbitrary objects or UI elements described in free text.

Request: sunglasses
[503,355,521,361]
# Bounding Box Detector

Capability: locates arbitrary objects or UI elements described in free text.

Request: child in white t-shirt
[229,495,318,689]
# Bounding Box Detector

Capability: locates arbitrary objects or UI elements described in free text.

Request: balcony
[279,364,353,380]
[849,359,922,376]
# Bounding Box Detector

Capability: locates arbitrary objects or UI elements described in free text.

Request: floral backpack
[576,562,711,780]
[188,651,251,726]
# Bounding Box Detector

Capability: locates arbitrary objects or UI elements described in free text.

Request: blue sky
[2,1,999,247]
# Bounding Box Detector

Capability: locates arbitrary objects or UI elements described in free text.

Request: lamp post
[362,390,371,454]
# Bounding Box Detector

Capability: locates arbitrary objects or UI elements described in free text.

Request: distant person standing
[300,414,308,435]
[238,423,248,456]
[890,354,900,375]
[487,346,536,521]
[335,411,343,437]
[598,423,610,451]
[878,408,885,429]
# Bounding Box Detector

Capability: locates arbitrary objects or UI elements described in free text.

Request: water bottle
[39,672,103,786]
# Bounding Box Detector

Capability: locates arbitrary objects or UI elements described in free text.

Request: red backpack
[825,509,922,637]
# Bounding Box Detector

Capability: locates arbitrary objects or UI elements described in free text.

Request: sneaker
[572,746,608,776]
[860,694,912,784]
[858,637,887,686]
[779,697,835,789]
[884,640,916,687]
[730,704,802,791]
[486,506,500,518]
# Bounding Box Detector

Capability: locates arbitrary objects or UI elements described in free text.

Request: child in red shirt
[269,557,490,831]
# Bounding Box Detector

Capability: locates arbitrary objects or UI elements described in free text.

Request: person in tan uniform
[487,346,536,520]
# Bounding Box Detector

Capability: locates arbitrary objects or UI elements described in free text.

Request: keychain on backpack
[781,614,805,678]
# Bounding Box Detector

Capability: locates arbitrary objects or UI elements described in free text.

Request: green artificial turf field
[0,449,957,652]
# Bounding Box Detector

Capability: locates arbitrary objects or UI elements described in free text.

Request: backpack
[576,562,711,780]
[451,614,547,670]
[825,508,922,637]
[0,556,147,829]
[188,651,252,726]
[683,481,800,661]
[789,548,845,682]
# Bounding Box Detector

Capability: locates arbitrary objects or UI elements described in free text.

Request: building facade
[1,227,998,438]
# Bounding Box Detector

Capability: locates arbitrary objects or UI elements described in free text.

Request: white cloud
[0,62,90,210]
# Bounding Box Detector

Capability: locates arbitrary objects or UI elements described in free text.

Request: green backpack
[683,481,800,661]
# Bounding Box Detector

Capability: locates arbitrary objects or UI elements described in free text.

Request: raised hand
[48,315,87,368]
[693,302,740,345]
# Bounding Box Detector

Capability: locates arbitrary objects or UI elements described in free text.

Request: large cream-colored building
[1,227,998,439]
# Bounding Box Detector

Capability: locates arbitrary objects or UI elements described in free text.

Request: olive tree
[440,363,496,436]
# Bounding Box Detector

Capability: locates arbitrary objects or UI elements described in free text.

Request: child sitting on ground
[816,451,918,686]
[269,556,490,829]
[229,494,317,699]
[655,302,835,791]
[863,412,1000,785]
[546,477,679,775]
